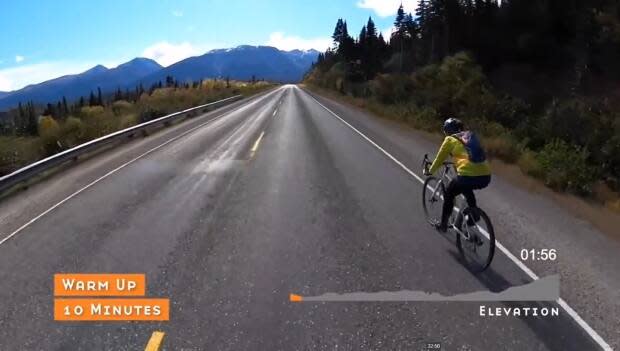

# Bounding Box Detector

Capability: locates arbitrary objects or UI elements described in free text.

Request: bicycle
[421,154,495,272]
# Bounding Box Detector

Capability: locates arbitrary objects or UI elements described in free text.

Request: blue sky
[0,0,418,91]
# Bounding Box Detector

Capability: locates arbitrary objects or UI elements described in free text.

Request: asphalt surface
[0,85,614,350]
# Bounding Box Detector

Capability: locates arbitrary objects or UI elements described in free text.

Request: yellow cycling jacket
[429,135,491,177]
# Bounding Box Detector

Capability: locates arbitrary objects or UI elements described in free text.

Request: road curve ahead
[0,85,609,350]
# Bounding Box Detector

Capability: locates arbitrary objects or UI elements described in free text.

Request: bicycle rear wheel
[422,176,444,225]
[456,207,495,272]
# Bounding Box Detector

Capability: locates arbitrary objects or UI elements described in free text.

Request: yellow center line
[250,131,265,156]
[251,132,265,152]
[145,331,165,351]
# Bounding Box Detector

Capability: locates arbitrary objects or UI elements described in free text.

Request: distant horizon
[0,0,418,91]
[0,45,322,94]
[0,45,321,94]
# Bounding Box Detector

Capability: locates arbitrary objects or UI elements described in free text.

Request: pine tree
[394,4,406,32]
[97,87,103,105]
[89,91,97,106]
[18,102,24,120]
[114,87,123,101]
[25,101,37,136]
[62,96,69,116]
[332,19,345,48]
[166,75,175,87]
[366,16,377,40]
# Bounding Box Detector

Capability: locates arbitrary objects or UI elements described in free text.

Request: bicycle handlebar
[422,153,454,175]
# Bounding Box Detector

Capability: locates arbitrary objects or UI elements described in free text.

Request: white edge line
[0,88,283,247]
[303,88,612,351]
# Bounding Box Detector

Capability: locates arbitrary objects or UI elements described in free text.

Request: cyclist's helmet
[443,117,464,135]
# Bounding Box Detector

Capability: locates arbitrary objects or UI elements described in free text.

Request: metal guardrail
[0,94,244,194]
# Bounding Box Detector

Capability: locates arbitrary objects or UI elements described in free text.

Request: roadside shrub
[607,198,620,213]
[118,114,138,130]
[371,74,414,104]
[517,150,544,178]
[38,116,61,154]
[80,105,105,118]
[111,100,134,116]
[483,134,521,163]
[413,106,440,131]
[601,134,620,191]
[0,137,42,176]
[537,139,595,194]
[38,116,60,139]
[59,116,85,148]
[538,99,599,148]
[412,52,495,118]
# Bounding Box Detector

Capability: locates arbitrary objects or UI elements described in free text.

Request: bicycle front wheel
[422,176,444,225]
[456,207,495,273]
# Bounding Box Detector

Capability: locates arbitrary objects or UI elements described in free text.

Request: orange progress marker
[289,294,303,302]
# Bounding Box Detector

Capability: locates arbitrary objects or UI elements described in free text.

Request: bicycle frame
[422,154,454,204]
[422,154,470,238]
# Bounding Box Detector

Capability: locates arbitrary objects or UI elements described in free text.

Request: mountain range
[0,46,319,111]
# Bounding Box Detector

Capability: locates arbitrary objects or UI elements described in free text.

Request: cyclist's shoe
[433,222,448,233]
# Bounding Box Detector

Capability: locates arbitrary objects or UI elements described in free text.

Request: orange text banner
[54,298,169,321]
[54,274,146,297]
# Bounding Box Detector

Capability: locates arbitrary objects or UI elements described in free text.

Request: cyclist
[423,118,491,232]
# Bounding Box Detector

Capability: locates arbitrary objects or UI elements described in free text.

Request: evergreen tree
[394,4,406,33]
[62,96,69,116]
[89,91,97,106]
[114,87,123,101]
[25,101,37,136]
[166,75,175,87]
[97,87,103,105]
[18,102,24,120]
[332,18,345,48]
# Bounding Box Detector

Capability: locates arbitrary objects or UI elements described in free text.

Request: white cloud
[15,55,24,63]
[382,27,395,41]
[142,41,203,67]
[0,61,96,91]
[266,32,331,51]
[356,0,418,17]
[172,10,183,17]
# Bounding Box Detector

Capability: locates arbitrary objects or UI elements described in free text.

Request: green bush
[59,116,86,148]
[518,150,544,178]
[483,134,521,163]
[0,136,42,176]
[537,139,595,194]
[371,74,414,104]
[38,116,61,155]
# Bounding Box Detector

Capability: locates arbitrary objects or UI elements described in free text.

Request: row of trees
[1,75,245,136]
[315,0,620,98]
[307,1,620,196]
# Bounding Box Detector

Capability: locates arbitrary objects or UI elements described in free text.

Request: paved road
[0,86,611,350]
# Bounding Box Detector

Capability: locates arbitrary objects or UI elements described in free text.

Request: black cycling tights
[441,175,491,227]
